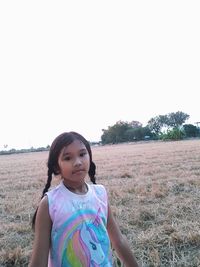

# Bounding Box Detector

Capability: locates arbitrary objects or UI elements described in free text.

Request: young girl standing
[29,131,139,267]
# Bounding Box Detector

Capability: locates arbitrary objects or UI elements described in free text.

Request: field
[0,139,200,266]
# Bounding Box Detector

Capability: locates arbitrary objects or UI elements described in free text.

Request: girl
[29,132,139,267]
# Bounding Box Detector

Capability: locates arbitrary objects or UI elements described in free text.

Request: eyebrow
[62,148,87,156]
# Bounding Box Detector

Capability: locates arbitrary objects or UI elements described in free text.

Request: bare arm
[29,196,52,267]
[107,204,139,267]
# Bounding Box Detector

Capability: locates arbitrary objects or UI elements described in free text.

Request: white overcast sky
[0,1,199,149]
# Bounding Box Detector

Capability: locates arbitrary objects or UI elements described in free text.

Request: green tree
[129,120,142,128]
[167,111,190,128]
[147,117,162,135]
[101,120,153,144]
[124,128,142,141]
[161,128,185,141]
[158,114,169,127]
[101,121,131,144]
[148,111,190,136]
[183,124,199,137]
[124,126,153,141]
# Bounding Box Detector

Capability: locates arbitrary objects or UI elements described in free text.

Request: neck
[63,180,88,195]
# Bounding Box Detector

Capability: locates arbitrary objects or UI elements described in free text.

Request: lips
[72,169,85,174]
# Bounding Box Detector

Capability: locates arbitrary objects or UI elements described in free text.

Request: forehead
[61,139,87,154]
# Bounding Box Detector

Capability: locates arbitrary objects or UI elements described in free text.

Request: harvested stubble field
[0,139,200,267]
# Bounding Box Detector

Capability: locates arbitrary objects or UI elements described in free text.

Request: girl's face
[57,139,90,186]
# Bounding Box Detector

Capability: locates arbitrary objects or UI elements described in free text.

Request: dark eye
[80,152,87,157]
[63,156,71,161]
[89,241,97,250]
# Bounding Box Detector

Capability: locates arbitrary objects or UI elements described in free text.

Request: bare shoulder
[38,195,48,211]
[29,196,52,267]
[35,195,51,225]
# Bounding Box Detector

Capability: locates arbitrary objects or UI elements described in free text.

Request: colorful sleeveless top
[46,181,113,267]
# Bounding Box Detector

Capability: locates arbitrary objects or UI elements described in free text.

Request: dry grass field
[0,139,200,267]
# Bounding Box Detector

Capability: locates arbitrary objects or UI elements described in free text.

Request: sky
[0,1,200,149]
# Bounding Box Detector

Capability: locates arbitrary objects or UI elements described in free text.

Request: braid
[32,169,53,230]
[41,169,53,198]
[89,161,96,184]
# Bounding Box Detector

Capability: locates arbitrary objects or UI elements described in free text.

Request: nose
[74,157,82,166]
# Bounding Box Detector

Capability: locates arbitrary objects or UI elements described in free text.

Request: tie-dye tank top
[46,181,113,267]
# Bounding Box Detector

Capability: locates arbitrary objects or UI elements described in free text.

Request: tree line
[1,111,199,154]
[0,146,50,155]
[101,111,200,145]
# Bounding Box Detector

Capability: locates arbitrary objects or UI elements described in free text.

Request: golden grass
[0,139,200,266]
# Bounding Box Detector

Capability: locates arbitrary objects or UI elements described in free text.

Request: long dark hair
[32,131,96,229]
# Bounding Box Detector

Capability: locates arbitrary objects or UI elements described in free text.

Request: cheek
[59,162,71,172]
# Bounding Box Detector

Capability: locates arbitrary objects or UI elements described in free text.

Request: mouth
[72,169,85,174]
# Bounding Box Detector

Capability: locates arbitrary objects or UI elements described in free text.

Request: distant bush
[0,147,49,155]
[160,128,185,141]
[183,124,199,137]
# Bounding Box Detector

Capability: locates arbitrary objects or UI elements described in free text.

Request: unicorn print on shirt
[60,208,111,267]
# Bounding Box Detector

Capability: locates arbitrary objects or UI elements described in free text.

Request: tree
[161,128,185,141]
[101,120,145,144]
[158,115,169,127]
[101,121,131,144]
[124,128,142,141]
[147,117,162,135]
[183,124,199,137]
[129,120,142,128]
[101,120,152,144]
[101,111,191,144]
[167,111,190,128]
[148,111,190,135]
